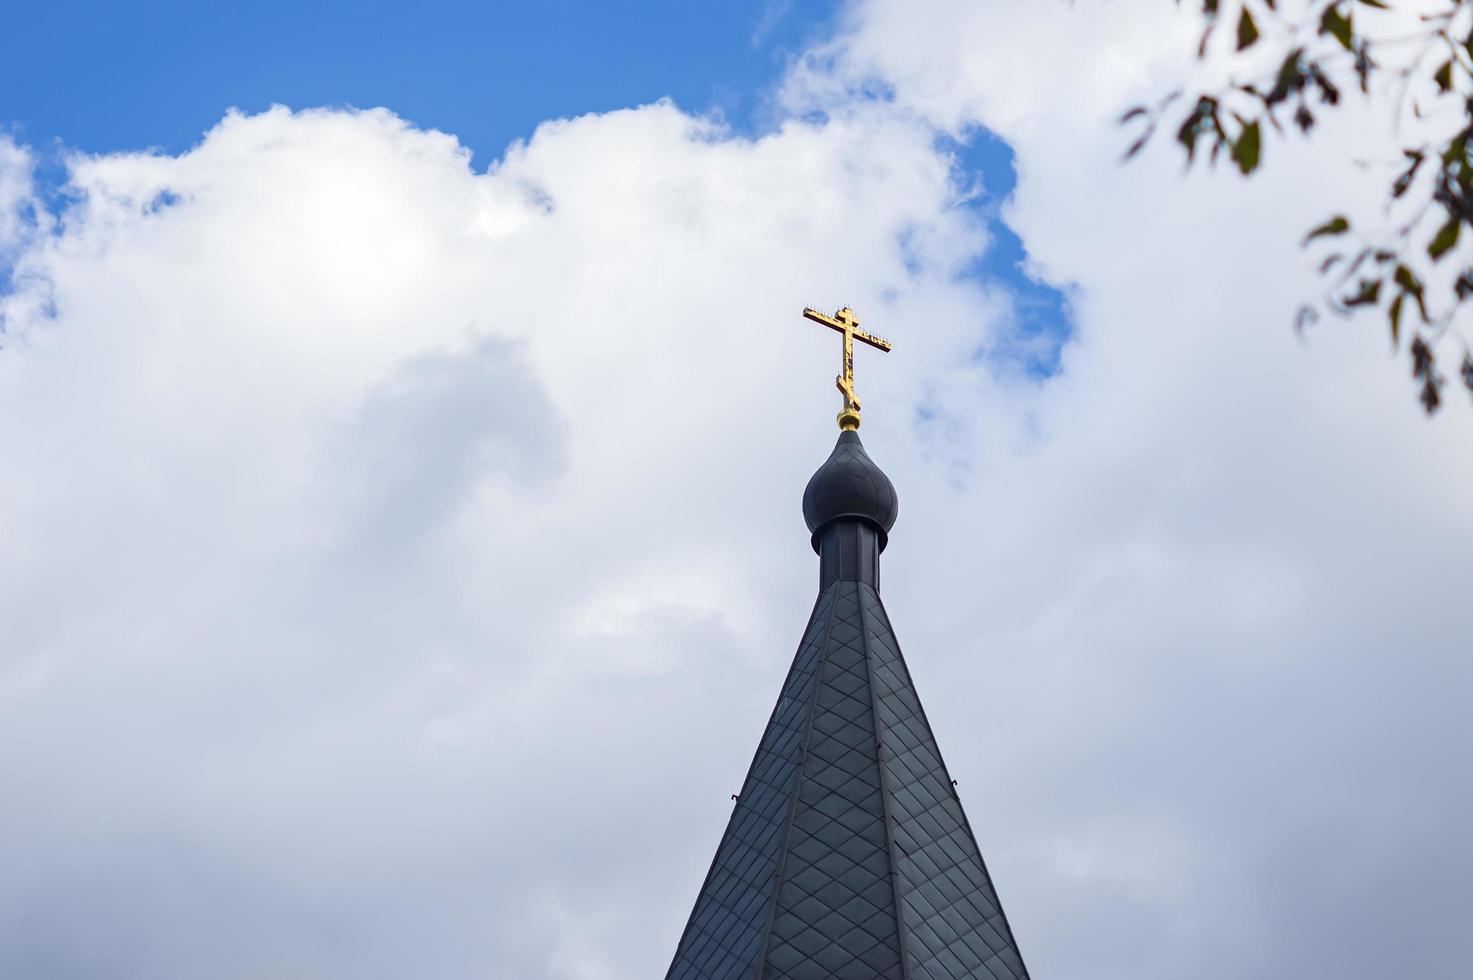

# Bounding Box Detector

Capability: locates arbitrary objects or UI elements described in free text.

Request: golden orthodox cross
[802,305,892,430]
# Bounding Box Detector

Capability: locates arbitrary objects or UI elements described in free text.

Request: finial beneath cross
[802,305,893,431]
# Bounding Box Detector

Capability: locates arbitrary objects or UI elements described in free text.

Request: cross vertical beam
[802,306,893,431]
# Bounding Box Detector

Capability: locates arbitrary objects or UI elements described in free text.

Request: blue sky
[4,1,836,161]
[2,0,1070,373]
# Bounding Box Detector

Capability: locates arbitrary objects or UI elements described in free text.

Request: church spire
[663,319,1031,980]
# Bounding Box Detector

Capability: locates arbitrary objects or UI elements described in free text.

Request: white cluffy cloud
[1,3,1470,979]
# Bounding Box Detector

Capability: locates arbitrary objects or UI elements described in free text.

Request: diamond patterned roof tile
[665,577,1031,980]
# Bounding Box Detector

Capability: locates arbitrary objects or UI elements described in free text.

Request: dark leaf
[1320,6,1354,50]
[1319,252,1343,273]
[1303,215,1350,244]
[1310,65,1342,105]
[1428,216,1461,259]
[1421,375,1442,412]
[1175,99,1216,163]
[1441,133,1467,166]
[1177,123,1199,161]
[1394,264,1430,321]
[1435,59,1454,93]
[1461,353,1473,394]
[1270,49,1306,102]
[1411,338,1442,412]
[1392,150,1425,198]
[1237,8,1260,50]
[1295,104,1316,132]
[1232,119,1262,174]
[1344,278,1382,306]
[1455,268,1473,299]
[1389,293,1403,346]
[1358,0,1389,8]
[1412,337,1435,375]
[1123,131,1152,160]
[1120,106,1149,124]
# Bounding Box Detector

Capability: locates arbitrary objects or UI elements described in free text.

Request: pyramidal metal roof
[664,433,1030,980]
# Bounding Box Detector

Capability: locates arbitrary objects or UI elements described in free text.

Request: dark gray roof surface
[665,579,1030,980]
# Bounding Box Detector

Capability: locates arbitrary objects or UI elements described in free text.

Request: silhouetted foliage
[1124,0,1473,413]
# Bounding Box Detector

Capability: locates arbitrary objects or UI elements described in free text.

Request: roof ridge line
[660,589,830,979]
[752,581,844,980]
[865,591,1035,979]
[858,582,914,980]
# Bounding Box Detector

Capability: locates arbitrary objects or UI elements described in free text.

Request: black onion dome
[801,429,899,552]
